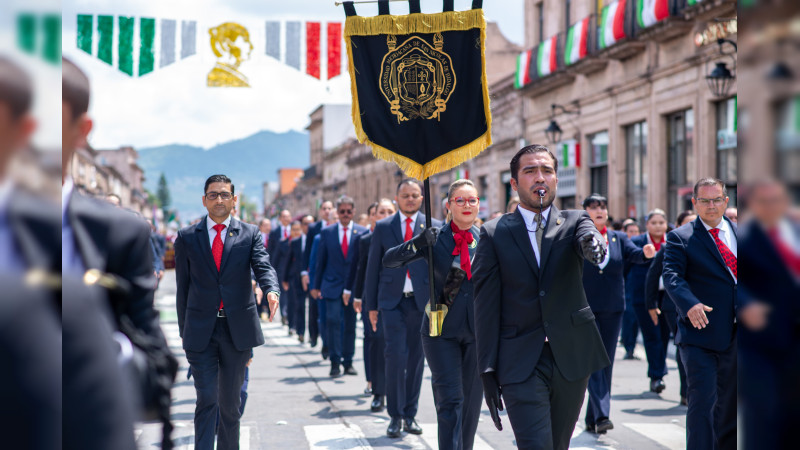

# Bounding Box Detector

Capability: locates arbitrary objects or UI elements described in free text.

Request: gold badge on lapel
[612,237,616,242]
[420,224,425,229]
[556,218,563,225]
[229,232,233,237]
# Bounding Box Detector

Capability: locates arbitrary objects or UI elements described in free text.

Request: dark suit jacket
[582,230,646,313]
[383,224,479,338]
[174,216,279,352]
[313,223,368,298]
[625,233,660,306]
[7,189,60,272]
[68,192,160,335]
[663,217,738,352]
[364,212,442,312]
[644,247,676,312]
[273,238,291,284]
[282,235,307,284]
[348,231,373,299]
[267,224,290,259]
[473,206,610,385]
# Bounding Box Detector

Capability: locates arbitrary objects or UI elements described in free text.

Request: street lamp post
[705,38,737,98]
[545,103,580,145]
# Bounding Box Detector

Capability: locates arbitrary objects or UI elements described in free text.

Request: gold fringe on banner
[345,9,492,180]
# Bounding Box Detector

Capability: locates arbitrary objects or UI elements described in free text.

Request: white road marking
[417,422,494,449]
[303,424,372,450]
[624,422,686,449]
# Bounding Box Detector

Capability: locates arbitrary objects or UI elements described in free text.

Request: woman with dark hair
[383,179,483,450]
[581,194,655,434]
[627,208,672,395]
[644,209,697,406]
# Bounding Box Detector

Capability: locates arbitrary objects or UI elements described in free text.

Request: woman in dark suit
[383,179,483,450]
[581,194,655,434]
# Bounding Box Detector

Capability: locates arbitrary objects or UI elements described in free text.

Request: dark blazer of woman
[383,223,479,338]
[582,230,646,312]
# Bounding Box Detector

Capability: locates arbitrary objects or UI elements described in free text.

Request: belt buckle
[403,291,414,298]
[217,309,226,318]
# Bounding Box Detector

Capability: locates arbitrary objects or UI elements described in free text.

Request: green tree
[156,173,171,215]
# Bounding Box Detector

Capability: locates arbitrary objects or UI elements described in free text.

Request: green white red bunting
[564,17,589,66]
[560,139,580,168]
[537,35,557,78]
[515,49,532,88]
[599,0,627,49]
[636,0,670,29]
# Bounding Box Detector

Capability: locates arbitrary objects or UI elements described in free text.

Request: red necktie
[213,223,225,309]
[450,221,473,279]
[283,227,289,240]
[404,217,413,280]
[341,227,348,258]
[709,228,737,278]
[768,227,800,278]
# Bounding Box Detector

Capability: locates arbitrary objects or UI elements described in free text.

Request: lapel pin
[612,237,616,242]
[229,232,233,237]
[556,218,563,225]
[420,224,425,229]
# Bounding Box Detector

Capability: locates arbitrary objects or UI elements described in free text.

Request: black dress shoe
[650,378,666,394]
[595,418,614,433]
[329,365,341,377]
[363,386,372,396]
[680,396,688,406]
[321,346,329,360]
[403,417,423,435]
[371,395,384,412]
[343,365,358,376]
[309,337,318,348]
[386,418,402,438]
[585,423,596,433]
[623,352,640,360]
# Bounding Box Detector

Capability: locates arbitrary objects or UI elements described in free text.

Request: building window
[716,97,737,206]
[667,109,694,221]
[565,0,571,33]
[589,131,609,197]
[537,2,544,44]
[774,95,800,190]
[626,121,648,221]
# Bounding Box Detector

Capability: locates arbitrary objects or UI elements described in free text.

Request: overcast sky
[62,0,524,149]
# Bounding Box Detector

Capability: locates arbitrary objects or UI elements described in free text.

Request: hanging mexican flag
[537,35,557,78]
[560,139,581,168]
[564,17,590,66]
[599,0,627,49]
[636,0,670,29]
[515,49,533,88]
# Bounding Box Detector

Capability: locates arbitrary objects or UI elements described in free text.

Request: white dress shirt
[399,212,419,293]
[516,205,551,266]
[207,215,232,248]
[337,221,353,245]
[700,217,737,283]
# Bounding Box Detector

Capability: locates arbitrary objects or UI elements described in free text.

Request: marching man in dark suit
[268,209,292,325]
[365,179,442,438]
[175,174,280,450]
[473,145,609,450]
[663,177,738,450]
[311,195,367,377]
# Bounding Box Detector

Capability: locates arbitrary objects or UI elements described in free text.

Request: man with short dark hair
[473,145,609,449]
[663,177,737,450]
[365,180,442,437]
[175,174,280,450]
[313,195,367,376]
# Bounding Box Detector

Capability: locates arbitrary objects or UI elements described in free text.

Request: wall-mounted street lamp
[706,38,737,98]
[545,103,580,144]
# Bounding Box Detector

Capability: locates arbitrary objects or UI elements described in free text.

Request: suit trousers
[324,296,357,367]
[308,293,319,344]
[620,297,639,354]
[362,312,373,382]
[633,303,669,380]
[503,343,589,450]
[290,279,307,338]
[421,328,483,450]
[318,297,327,348]
[381,297,425,419]
[370,314,386,396]
[185,318,251,450]
[679,339,737,450]
[585,311,623,427]
[660,304,687,398]
[280,286,291,327]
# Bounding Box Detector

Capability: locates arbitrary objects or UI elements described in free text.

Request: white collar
[207,215,232,231]
[700,217,730,234]
[517,204,551,227]
[61,178,75,221]
[400,211,419,224]
[338,221,352,231]
[0,178,13,213]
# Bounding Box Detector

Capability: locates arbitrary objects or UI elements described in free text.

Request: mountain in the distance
[138,129,309,221]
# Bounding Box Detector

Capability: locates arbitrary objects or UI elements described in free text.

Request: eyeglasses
[338,209,353,215]
[451,197,479,207]
[695,197,725,206]
[206,191,233,200]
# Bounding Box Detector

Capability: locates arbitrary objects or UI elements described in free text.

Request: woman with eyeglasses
[580,194,655,435]
[382,179,483,450]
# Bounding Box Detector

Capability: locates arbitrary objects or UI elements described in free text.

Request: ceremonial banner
[343,0,491,180]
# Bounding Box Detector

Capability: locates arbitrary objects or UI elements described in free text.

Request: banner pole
[423,178,436,313]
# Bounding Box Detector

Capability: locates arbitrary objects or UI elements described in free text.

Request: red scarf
[450,221,474,280]
[649,234,663,251]
[600,226,608,243]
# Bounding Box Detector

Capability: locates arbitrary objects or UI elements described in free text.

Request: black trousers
[679,338,737,450]
[503,343,589,450]
[422,328,482,450]
[185,318,251,450]
[381,298,424,419]
[370,313,386,396]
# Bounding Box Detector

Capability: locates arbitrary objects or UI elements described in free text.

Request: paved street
[136,270,687,449]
